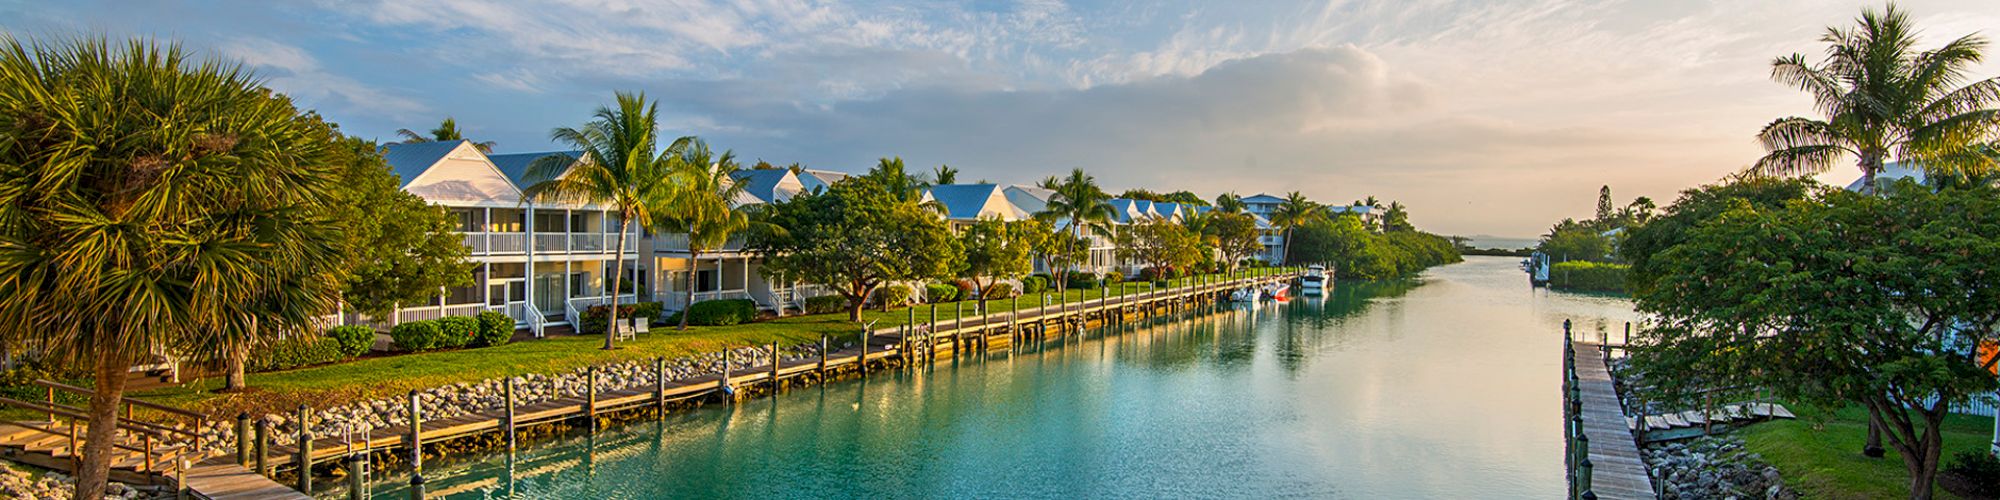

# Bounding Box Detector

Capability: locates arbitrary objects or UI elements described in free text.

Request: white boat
[1263,282,1291,301]
[1300,265,1327,296]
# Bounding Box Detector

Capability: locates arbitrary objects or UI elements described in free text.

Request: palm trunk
[605,218,628,350]
[224,344,247,392]
[1281,228,1293,266]
[1860,150,1884,196]
[680,249,697,331]
[75,348,130,500]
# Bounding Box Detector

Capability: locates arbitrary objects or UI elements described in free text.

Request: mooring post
[409,389,424,494]
[235,412,251,467]
[251,418,271,476]
[653,357,667,412]
[586,366,599,430]
[347,454,366,500]
[1577,456,1594,499]
[504,377,518,452]
[769,341,782,390]
[819,335,829,374]
[859,329,871,376]
[720,349,732,402]
[298,404,314,493]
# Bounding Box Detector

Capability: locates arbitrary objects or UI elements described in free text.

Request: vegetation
[391,321,445,352]
[1535,185,1655,264]
[958,218,1041,312]
[474,311,513,347]
[327,325,376,358]
[804,295,847,315]
[520,92,677,350]
[924,283,959,303]
[1632,182,2000,498]
[1116,217,1202,277]
[247,336,349,372]
[1738,404,1994,499]
[1620,176,1816,294]
[672,299,757,327]
[652,138,753,330]
[396,117,495,152]
[326,137,472,321]
[753,178,963,320]
[578,302,666,334]
[1753,4,1999,193]
[1035,169,1116,292]
[874,284,914,311]
[1269,191,1320,265]
[1287,214,1461,279]
[1546,261,1628,293]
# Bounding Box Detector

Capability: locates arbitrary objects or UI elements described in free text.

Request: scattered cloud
[218,37,430,119]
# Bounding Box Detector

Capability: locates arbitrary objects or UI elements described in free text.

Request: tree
[1619,177,1818,294]
[397,117,495,153]
[653,138,753,330]
[1536,218,1614,262]
[1213,192,1246,213]
[1116,218,1201,280]
[1632,183,2000,499]
[334,138,473,319]
[864,156,925,203]
[1382,201,1414,232]
[520,92,676,350]
[1164,190,1209,207]
[1755,4,2000,194]
[1594,185,1615,222]
[929,164,959,185]
[1204,212,1264,271]
[0,37,347,499]
[1269,191,1322,265]
[1118,188,1164,202]
[1034,169,1116,291]
[958,218,1039,312]
[753,179,962,321]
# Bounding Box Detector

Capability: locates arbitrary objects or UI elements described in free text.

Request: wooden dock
[181,457,308,500]
[1570,340,1657,499]
[224,272,1296,496]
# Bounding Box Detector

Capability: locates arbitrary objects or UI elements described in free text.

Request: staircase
[0,380,206,485]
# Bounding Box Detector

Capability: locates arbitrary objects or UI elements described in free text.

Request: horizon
[5,0,1996,238]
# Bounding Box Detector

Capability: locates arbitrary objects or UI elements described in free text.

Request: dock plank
[1573,342,1656,500]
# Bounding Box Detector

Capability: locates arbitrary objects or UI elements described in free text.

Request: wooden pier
[1565,335,1657,499]
[217,271,1298,497]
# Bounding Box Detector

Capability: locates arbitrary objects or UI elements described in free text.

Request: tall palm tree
[1270,191,1321,265]
[1213,192,1246,213]
[1756,4,1999,193]
[397,117,496,152]
[653,138,754,331]
[0,37,345,499]
[521,92,677,350]
[930,164,959,185]
[1034,169,1116,291]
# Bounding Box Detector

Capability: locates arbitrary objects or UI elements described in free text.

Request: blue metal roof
[487,150,582,188]
[729,169,795,203]
[1241,193,1285,204]
[925,184,1004,220]
[380,140,468,187]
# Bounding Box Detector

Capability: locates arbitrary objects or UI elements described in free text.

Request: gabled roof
[1241,193,1285,204]
[382,140,469,188]
[925,184,1032,221]
[729,169,804,204]
[487,150,583,189]
[798,169,851,193]
[1107,198,1142,223]
[1002,185,1052,215]
[1251,213,1274,230]
[1154,202,1184,220]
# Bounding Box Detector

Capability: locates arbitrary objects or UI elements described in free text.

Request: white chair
[613,318,636,342]
[632,317,650,337]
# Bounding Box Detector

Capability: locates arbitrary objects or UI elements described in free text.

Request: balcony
[654,233,747,253]
[525,232,640,255]
[458,232,529,255]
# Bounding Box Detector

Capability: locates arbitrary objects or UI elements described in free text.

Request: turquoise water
[372,256,1639,499]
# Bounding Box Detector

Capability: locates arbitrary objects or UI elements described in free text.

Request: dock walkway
[1571,341,1656,499]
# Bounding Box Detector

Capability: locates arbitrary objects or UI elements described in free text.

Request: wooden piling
[586,366,599,430]
[235,413,251,467]
[819,335,829,374]
[769,341,782,390]
[409,390,424,491]
[653,357,667,412]
[297,405,314,493]
[504,377,517,451]
[255,419,270,476]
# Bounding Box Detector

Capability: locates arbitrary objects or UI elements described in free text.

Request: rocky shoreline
[0,464,149,500]
[197,342,829,454]
[1643,435,1795,500]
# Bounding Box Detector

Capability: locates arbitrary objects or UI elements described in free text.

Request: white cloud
[219,37,430,119]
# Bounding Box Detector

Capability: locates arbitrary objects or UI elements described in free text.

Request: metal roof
[1241,193,1285,204]
[729,169,802,204]
[381,140,469,188]
[487,150,583,188]
[925,184,1030,220]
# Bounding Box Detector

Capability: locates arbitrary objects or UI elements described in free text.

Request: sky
[3,0,1997,238]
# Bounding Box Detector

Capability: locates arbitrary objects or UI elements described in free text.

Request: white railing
[489,233,526,254]
[444,303,484,318]
[1917,393,1998,417]
[571,233,606,252]
[524,303,546,338]
[564,300,581,328]
[534,234,567,253]
[397,307,442,324]
[653,233,746,253]
[461,233,487,254]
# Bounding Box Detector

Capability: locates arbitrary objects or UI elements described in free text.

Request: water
[372,257,1639,499]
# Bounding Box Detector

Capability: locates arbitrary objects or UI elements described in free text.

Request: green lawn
[1739,403,1995,499]
[128,269,1286,420]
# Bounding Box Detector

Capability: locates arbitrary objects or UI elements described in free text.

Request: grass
[1738,403,1995,499]
[119,268,1287,420]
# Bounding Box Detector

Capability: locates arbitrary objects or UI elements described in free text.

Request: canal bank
[366,257,1639,499]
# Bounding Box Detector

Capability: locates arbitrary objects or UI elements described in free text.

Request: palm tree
[653,138,754,331]
[1270,191,1321,265]
[1756,4,1999,193]
[398,117,496,152]
[0,37,346,499]
[930,164,959,185]
[1213,192,1246,213]
[521,92,677,350]
[1034,169,1117,291]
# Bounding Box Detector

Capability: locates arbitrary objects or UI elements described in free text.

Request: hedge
[804,295,847,314]
[667,299,758,326]
[326,325,375,358]
[982,282,1015,300]
[1548,261,1629,294]
[435,316,478,349]
[475,311,513,347]
[1020,276,1047,294]
[250,336,347,372]
[876,284,915,309]
[924,283,959,303]
[391,320,443,352]
[1066,272,1100,290]
[580,302,665,334]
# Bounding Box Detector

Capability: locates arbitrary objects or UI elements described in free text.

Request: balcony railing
[653,233,747,253]
[457,232,529,255]
[513,232,640,254]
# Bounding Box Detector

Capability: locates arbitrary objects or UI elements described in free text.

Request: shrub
[1067,272,1100,290]
[1948,450,2000,496]
[983,282,1015,300]
[250,336,347,372]
[1104,271,1125,284]
[1020,276,1047,294]
[474,311,513,347]
[1151,280,1171,288]
[804,295,847,315]
[1548,261,1629,294]
[580,302,665,334]
[875,284,915,309]
[678,299,757,326]
[391,320,442,352]
[435,316,479,349]
[325,325,376,357]
[951,279,976,300]
[924,283,959,303]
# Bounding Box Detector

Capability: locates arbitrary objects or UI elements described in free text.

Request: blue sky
[4,0,1996,237]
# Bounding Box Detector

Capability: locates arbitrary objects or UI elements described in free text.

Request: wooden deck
[1573,341,1657,499]
[182,457,308,500]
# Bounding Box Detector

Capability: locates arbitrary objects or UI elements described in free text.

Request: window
[489,284,506,306]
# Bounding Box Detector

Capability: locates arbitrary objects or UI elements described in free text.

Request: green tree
[1269,191,1322,265]
[1535,218,1614,262]
[958,218,1039,312]
[1164,190,1209,206]
[1632,184,2000,499]
[1213,192,1247,213]
[1620,176,1817,294]
[0,37,347,499]
[929,164,959,185]
[864,156,925,203]
[520,92,677,350]
[1756,5,2000,193]
[1382,200,1414,232]
[397,117,495,153]
[1594,185,1615,222]
[1034,168,1116,291]
[334,137,473,319]
[1116,218,1201,279]
[653,138,752,330]
[1204,212,1264,270]
[753,179,962,321]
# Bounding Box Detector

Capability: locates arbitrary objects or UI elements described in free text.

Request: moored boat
[1301,265,1327,296]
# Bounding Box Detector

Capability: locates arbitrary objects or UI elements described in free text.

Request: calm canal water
[373,256,1639,499]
